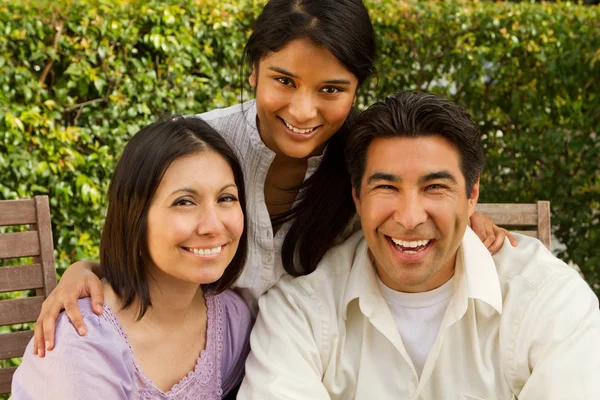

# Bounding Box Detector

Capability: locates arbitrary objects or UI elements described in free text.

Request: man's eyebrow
[418,171,458,185]
[267,66,352,85]
[366,172,401,185]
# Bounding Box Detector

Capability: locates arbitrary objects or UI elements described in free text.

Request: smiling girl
[32,0,515,356]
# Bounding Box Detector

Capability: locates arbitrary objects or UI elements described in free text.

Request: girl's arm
[33,261,105,357]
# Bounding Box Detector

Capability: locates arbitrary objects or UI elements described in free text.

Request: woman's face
[145,151,244,286]
[250,38,359,159]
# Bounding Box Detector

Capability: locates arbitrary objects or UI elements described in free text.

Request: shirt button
[276,230,284,238]
[265,253,273,263]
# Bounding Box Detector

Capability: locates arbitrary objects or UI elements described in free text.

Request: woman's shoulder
[212,290,253,395]
[215,289,253,332]
[11,300,135,398]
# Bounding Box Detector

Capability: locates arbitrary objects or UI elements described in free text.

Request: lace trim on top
[101,293,224,399]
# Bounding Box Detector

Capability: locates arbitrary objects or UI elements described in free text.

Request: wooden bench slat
[512,230,538,238]
[0,297,43,325]
[0,231,40,259]
[0,367,17,394]
[0,264,44,293]
[476,203,539,225]
[0,199,36,227]
[0,331,33,360]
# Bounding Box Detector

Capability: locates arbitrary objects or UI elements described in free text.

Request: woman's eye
[219,195,238,203]
[173,198,194,206]
[321,86,343,94]
[276,77,295,87]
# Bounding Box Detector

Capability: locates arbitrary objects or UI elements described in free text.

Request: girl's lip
[278,117,321,141]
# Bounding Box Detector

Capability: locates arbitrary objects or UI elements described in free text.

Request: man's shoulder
[493,234,597,319]
[494,233,579,291]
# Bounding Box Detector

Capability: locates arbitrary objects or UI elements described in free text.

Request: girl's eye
[219,194,239,203]
[173,198,194,206]
[320,86,343,94]
[276,77,295,87]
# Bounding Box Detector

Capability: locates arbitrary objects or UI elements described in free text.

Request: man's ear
[249,65,257,88]
[467,177,480,218]
[352,187,361,216]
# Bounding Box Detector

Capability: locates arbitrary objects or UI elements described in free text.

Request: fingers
[480,219,496,250]
[486,230,506,255]
[86,276,106,315]
[506,230,518,247]
[63,299,87,337]
[33,318,45,358]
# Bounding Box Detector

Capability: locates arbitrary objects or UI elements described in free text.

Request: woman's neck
[103,273,205,328]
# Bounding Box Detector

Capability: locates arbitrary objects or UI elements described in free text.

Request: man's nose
[394,193,428,231]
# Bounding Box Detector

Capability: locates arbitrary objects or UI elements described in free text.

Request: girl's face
[145,151,244,286]
[250,38,359,159]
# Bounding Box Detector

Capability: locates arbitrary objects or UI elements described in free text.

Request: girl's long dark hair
[244,0,376,276]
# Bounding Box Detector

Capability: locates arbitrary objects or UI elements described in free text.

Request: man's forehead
[364,135,462,179]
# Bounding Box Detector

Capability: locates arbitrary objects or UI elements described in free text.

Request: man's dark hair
[346,91,485,197]
[100,117,248,320]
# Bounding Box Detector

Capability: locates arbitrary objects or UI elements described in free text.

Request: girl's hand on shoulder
[470,211,517,254]
[33,261,104,357]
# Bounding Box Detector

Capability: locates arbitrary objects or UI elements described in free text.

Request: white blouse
[196,101,324,313]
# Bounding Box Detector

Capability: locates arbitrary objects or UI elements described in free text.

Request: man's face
[353,136,479,293]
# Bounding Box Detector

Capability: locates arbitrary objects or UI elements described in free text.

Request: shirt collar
[342,226,503,321]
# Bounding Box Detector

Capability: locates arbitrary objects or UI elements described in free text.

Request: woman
[12,118,252,398]
[33,0,514,356]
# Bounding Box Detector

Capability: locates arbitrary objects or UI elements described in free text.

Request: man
[238,91,600,399]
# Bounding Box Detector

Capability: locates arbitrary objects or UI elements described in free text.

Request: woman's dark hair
[244,0,377,276]
[346,91,485,198]
[100,117,248,320]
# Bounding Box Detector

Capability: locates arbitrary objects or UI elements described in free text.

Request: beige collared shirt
[239,228,600,399]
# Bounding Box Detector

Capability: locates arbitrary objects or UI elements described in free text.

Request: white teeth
[187,246,222,256]
[391,238,431,248]
[283,120,315,134]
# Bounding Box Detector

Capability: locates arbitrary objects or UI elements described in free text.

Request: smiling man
[238,91,600,400]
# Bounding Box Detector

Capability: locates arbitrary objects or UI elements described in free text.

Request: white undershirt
[377,276,455,377]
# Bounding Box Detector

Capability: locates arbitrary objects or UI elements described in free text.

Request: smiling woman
[10,118,252,399]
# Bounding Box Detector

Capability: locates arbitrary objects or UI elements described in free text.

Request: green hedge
[1,0,598,301]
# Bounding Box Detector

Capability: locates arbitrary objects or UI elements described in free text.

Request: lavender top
[11,290,252,399]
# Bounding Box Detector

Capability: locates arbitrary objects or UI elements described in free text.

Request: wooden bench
[0,195,57,394]
[476,201,551,250]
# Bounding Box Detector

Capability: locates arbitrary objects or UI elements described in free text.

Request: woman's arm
[33,261,105,357]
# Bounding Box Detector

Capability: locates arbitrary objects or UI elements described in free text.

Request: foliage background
[0,0,598,390]
[1,0,598,290]
[0,0,600,396]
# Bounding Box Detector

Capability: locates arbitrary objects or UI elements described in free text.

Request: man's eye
[376,185,396,190]
[426,184,446,191]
